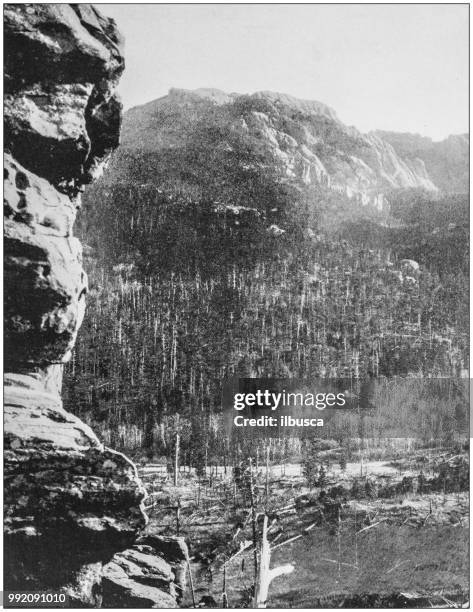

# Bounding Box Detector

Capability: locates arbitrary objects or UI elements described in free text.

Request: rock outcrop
[102,535,188,608]
[4,4,187,606]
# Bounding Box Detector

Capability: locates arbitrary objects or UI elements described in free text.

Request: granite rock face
[3,5,186,606]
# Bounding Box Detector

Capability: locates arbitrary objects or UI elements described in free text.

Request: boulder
[102,539,189,608]
[103,560,177,608]
[400,258,420,276]
[137,534,188,563]
[137,534,189,598]
[267,224,286,236]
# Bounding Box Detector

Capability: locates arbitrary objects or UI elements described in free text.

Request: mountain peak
[169,87,237,105]
[250,90,339,122]
[165,87,340,122]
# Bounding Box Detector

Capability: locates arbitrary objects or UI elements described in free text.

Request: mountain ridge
[113,88,467,215]
[374,130,468,193]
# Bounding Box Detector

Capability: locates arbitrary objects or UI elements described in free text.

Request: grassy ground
[196,518,468,607]
[268,524,469,607]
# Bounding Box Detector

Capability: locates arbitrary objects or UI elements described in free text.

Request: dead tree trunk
[254,515,294,608]
[265,445,270,506]
[249,457,258,582]
[174,433,180,487]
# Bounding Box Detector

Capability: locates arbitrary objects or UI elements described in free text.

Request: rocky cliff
[4,5,186,606]
[105,87,466,216]
[375,131,469,194]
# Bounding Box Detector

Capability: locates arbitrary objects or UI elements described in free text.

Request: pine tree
[418,470,427,494]
[364,478,377,499]
[302,438,319,489]
[317,464,327,490]
[302,457,317,490]
[350,478,362,499]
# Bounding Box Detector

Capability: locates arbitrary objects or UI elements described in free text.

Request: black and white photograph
[3,2,470,609]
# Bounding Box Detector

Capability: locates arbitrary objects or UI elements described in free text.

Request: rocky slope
[376,131,469,194]
[104,87,466,216]
[4,4,186,606]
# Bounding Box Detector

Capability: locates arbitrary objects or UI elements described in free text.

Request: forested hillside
[64,89,469,462]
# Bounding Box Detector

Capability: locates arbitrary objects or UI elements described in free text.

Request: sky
[99,4,469,140]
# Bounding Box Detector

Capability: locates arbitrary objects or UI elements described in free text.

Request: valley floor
[139,451,469,608]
